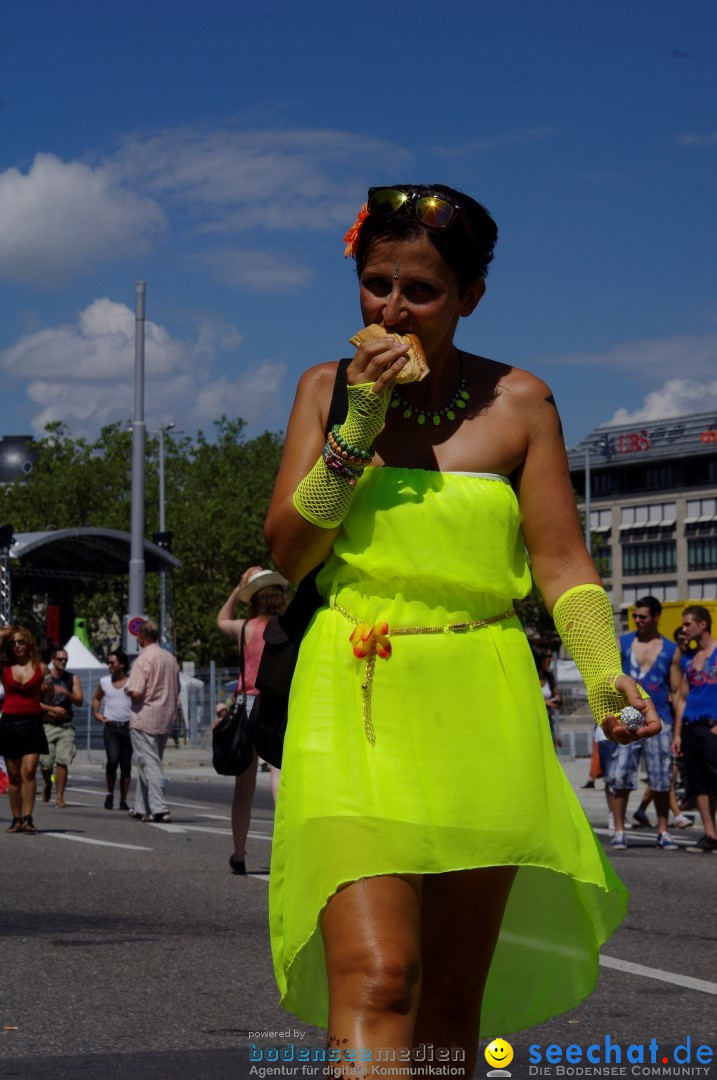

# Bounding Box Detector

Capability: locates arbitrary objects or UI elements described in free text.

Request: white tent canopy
[63,635,105,670]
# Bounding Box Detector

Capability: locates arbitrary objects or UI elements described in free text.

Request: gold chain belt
[333,603,516,747]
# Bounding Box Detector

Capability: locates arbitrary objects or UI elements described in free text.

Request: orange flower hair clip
[343,203,369,259]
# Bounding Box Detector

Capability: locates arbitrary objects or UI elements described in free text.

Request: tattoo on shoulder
[544,394,564,438]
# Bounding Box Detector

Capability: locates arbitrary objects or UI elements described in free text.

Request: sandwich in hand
[349,324,429,384]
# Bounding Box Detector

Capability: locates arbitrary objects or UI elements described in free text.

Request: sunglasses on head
[367,187,474,238]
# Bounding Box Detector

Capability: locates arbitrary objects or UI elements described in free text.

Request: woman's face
[358,231,484,362]
[11,635,29,660]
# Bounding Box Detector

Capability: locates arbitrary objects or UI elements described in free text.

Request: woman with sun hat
[263,185,660,1072]
[216,565,287,874]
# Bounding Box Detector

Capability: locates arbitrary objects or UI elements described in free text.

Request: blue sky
[1,0,715,448]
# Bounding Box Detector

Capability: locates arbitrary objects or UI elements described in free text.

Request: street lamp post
[584,447,591,551]
[157,422,175,647]
[128,282,146,621]
[584,435,611,554]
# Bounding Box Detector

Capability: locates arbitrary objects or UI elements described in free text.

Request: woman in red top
[216,566,287,874]
[0,625,54,833]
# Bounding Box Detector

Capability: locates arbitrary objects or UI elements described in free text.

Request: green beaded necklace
[389,353,470,426]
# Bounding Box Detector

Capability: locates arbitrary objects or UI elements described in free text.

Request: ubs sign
[616,430,650,454]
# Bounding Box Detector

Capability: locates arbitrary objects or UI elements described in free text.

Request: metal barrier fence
[66,664,596,757]
[65,663,242,751]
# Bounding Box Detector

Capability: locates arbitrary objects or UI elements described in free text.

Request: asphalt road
[1,756,716,1080]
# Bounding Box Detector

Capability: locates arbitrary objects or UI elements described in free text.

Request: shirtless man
[610,596,678,850]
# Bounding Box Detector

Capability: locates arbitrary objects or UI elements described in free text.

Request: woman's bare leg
[231,751,258,861]
[322,874,423,1079]
[20,753,40,817]
[413,866,518,1078]
[269,764,280,804]
[6,756,23,820]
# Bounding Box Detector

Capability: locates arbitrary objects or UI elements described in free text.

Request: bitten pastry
[349,324,429,384]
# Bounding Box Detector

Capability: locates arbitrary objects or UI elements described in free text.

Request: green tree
[5,419,284,664]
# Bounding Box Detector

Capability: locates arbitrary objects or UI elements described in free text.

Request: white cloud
[546,331,717,380]
[0,299,285,436]
[605,378,717,426]
[190,361,288,424]
[0,154,165,285]
[114,127,413,232]
[0,128,412,288]
[431,126,556,158]
[676,131,717,146]
[197,248,313,291]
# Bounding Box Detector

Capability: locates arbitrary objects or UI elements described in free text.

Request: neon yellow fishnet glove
[552,583,649,728]
[293,382,390,528]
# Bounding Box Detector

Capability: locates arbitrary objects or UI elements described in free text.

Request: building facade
[567,410,717,618]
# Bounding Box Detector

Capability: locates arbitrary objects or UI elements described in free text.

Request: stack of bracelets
[322,425,374,487]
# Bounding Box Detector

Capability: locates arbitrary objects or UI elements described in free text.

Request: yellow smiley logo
[485,1038,514,1069]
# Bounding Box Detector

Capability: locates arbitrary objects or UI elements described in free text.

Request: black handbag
[249,360,350,768]
[212,623,255,776]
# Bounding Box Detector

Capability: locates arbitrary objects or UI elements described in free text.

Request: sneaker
[673,812,695,829]
[632,807,652,829]
[151,812,172,823]
[656,831,679,850]
[104,794,114,810]
[686,834,717,854]
[119,800,129,812]
[607,812,615,833]
[610,831,627,850]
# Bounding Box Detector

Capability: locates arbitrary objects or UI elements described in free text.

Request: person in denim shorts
[610,596,678,851]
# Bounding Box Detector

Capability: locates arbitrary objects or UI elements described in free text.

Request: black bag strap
[236,621,247,698]
[325,359,350,435]
[260,359,350,653]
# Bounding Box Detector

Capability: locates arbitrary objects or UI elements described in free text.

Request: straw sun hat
[237,568,288,603]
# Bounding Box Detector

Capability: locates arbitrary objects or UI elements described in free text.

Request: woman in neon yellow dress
[265,186,660,1077]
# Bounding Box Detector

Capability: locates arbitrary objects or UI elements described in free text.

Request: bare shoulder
[494,362,561,434]
[296,361,339,399]
[496,362,553,403]
[292,361,340,431]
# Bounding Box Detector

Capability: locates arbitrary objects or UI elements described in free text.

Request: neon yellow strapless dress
[269,468,627,1036]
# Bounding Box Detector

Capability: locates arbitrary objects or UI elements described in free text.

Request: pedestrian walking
[125,620,180,824]
[674,605,717,854]
[216,565,287,874]
[40,645,83,808]
[263,183,661,1074]
[93,648,132,811]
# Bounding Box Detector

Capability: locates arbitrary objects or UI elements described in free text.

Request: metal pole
[584,446,591,553]
[129,282,146,617]
[158,422,174,647]
[209,659,217,732]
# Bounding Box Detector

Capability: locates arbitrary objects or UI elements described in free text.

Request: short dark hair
[138,620,160,643]
[683,605,712,633]
[634,596,662,618]
[108,648,129,673]
[354,184,498,293]
[51,644,69,659]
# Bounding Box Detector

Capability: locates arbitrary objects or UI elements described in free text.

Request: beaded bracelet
[330,425,373,462]
[322,442,364,486]
[327,430,369,468]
